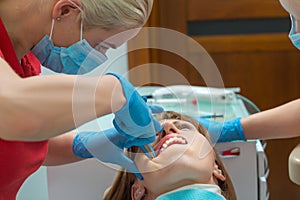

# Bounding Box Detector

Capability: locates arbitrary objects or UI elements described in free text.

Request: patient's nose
[163,122,179,134]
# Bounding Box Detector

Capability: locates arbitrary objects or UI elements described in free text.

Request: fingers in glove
[148,105,164,114]
[117,153,144,180]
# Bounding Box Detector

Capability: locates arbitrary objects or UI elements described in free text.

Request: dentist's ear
[52,0,82,20]
[131,183,146,200]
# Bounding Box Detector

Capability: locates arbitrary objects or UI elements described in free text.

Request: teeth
[158,136,187,155]
[179,138,187,144]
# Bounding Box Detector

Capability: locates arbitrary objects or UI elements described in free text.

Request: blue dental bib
[156,188,226,200]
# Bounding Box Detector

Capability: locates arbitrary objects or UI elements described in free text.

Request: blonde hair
[104,111,237,200]
[80,0,153,30]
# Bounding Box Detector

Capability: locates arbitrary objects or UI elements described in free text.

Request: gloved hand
[72,128,143,180]
[107,72,163,148]
[194,117,245,143]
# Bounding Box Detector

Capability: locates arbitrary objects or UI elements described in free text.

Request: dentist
[0,0,161,199]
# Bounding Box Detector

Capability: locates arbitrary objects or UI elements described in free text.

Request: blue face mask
[31,19,108,75]
[289,15,300,51]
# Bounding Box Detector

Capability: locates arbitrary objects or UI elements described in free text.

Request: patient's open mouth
[154,134,188,156]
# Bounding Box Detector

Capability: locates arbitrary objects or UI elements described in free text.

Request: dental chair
[289,143,300,185]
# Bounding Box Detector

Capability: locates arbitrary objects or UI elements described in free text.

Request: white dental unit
[17,85,269,200]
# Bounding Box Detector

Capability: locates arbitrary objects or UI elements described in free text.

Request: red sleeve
[21,52,41,77]
[0,49,4,58]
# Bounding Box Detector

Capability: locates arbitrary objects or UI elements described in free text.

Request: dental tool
[140,144,156,159]
[199,113,224,119]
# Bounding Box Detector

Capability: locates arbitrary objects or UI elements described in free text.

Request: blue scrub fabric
[156,188,226,200]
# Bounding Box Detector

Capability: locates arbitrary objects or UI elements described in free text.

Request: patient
[104,111,236,200]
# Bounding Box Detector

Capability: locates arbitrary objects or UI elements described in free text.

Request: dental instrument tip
[140,144,156,159]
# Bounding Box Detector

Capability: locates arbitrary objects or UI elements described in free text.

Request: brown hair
[104,111,236,200]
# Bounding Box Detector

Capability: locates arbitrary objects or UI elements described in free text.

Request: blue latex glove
[72,128,143,180]
[195,117,245,143]
[148,104,164,114]
[107,72,163,148]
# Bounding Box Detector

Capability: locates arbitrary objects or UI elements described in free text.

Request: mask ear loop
[80,17,83,41]
[49,19,55,41]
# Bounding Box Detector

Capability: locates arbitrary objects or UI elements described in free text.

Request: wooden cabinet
[128,1,300,198]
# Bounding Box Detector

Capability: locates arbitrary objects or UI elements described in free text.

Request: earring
[138,191,142,195]
[217,169,222,174]
[56,17,61,21]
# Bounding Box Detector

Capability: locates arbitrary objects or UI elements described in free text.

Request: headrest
[289,143,300,185]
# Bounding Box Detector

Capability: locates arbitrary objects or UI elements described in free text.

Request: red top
[0,18,48,199]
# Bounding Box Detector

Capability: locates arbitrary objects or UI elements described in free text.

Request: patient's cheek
[198,138,214,159]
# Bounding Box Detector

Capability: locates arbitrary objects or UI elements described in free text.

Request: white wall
[17,44,129,200]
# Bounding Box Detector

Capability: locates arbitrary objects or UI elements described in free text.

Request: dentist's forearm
[43,132,83,166]
[242,99,300,140]
[0,71,125,141]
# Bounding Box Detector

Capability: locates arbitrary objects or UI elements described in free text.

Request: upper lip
[153,133,188,156]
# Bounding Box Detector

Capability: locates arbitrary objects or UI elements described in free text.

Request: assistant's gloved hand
[195,117,245,143]
[107,72,163,148]
[72,128,143,180]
